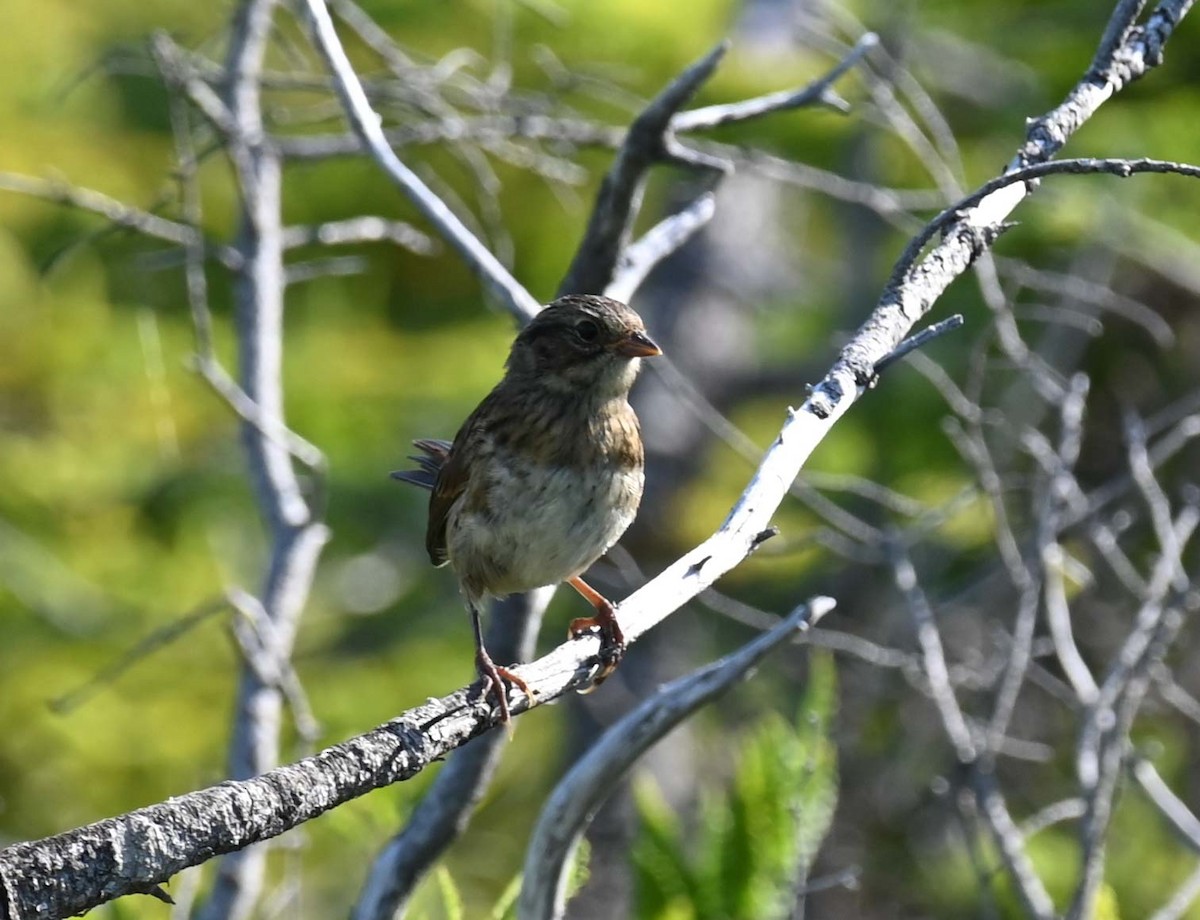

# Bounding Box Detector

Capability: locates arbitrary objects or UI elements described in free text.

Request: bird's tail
[389,438,453,491]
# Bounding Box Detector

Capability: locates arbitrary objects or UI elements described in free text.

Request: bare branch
[1069,501,1200,920]
[1091,0,1151,72]
[1042,542,1099,703]
[298,0,542,322]
[560,34,876,297]
[226,588,322,749]
[151,32,244,147]
[517,597,834,920]
[851,0,1192,414]
[0,600,838,918]
[284,254,369,284]
[0,172,239,268]
[192,355,327,471]
[872,314,964,376]
[197,2,334,917]
[890,156,1200,293]
[670,33,878,132]
[1130,757,1200,852]
[47,599,230,715]
[889,541,975,762]
[996,258,1175,346]
[971,770,1056,919]
[1020,798,1087,839]
[889,534,1056,916]
[1022,0,1191,161]
[277,115,626,161]
[351,591,552,920]
[1041,375,1101,703]
[713,146,940,221]
[0,691,499,919]
[555,40,730,297]
[604,193,716,304]
[1150,861,1200,920]
[281,216,437,253]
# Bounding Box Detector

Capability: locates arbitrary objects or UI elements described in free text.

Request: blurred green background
[3,1,1200,917]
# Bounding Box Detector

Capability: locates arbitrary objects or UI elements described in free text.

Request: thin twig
[889,539,976,762]
[0,172,239,268]
[670,33,878,132]
[556,40,730,297]
[890,156,1200,292]
[48,599,230,714]
[873,314,964,376]
[605,193,716,304]
[1149,860,1200,920]
[298,0,542,322]
[1130,757,1200,852]
[281,216,437,253]
[1070,502,1199,920]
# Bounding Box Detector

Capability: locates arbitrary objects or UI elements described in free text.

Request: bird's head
[506,294,662,396]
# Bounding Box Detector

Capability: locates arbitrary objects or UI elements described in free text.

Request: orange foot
[566,575,626,686]
[475,647,532,723]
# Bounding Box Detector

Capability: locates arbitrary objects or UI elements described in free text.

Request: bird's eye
[575,319,600,342]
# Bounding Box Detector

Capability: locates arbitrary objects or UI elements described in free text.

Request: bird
[392,293,662,721]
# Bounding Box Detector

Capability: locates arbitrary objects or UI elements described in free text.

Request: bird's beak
[614,330,663,358]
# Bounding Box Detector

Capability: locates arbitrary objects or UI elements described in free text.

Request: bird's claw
[568,612,626,688]
[475,654,532,723]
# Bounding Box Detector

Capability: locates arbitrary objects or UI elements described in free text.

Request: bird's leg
[469,600,531,723]
[566,575,626,684]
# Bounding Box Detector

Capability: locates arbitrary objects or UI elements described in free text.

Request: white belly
[446,460,642,598]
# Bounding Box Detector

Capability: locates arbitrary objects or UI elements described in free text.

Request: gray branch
[277,115,625,161]
[1151,861,1200,920]
[281,216,437,254]
[1131,757,1200,853]
[0,171,240,269]
[298,0,543,322]
[866,0,1192,386]
[558,34,876,297]
[670,33,877,131]
[604,193,716,304]
[889,541,976,763]
[889,540,1055,918]
[198,2,333,918]
[350,590,552,920]
[555,40,730,297]
[1068,500,1200,919]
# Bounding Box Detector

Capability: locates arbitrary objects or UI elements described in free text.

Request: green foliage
[490,873,523,920]
[434,836,590,920]
[632,653,839,920]
[1094,884,1123,920]
[435,865,465,920]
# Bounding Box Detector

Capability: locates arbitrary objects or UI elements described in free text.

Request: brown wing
[425,434,470,567]
[423,387,505,567]
[407,379,522,567]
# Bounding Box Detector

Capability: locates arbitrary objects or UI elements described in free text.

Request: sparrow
[392,294,662,721]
